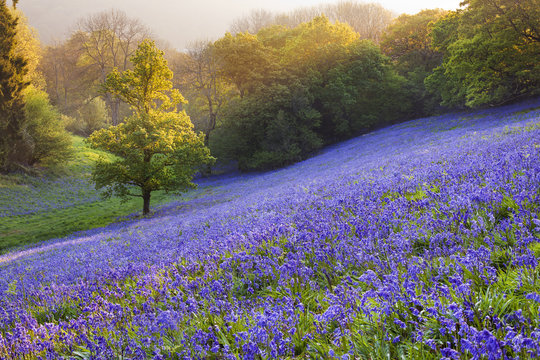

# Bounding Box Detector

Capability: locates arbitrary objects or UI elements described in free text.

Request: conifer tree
[0,0,30,172]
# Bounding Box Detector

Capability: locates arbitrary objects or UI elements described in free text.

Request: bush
[23,86,73,168]
[64,98,110,136]
[219,83,323,171]
[61,114,84,135]
[77,98,110,136]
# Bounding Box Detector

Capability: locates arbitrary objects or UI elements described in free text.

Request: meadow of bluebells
[1,100,540,359]
[0,176,100,218]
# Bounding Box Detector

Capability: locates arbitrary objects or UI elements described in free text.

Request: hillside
[0,137,195,253]
[1,100,540,358]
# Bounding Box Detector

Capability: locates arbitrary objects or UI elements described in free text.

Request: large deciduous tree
[230,2,394,43]
[213,32,277,98]
[88,40,213,215]
[40,34,98,117]
[1,1,73,172]
[173,40,231,146]
[325,1,394,42]
[10,6,43,87]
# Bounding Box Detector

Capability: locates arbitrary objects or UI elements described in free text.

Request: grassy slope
[0,136,189,253]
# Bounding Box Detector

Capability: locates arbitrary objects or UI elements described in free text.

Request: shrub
[76,97,110,136]
[63,98,111,136]
[23,86,72,168]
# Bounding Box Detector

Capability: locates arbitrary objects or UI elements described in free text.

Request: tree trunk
[200,112,216,177]
[201,130,212,177]
[111,99,120,125]
[142,189,151,215]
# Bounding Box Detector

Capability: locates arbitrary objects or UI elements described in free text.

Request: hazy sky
[18,0,463,50]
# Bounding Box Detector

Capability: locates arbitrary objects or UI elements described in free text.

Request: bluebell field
[1,100,540,359]
[0,177,100,218]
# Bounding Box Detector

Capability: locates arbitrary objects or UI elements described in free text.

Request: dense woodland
[1,0,539,173]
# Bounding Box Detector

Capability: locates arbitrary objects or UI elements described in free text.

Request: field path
[0,232,106,264]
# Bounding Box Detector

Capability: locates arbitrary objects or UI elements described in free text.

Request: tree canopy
[212,16,408,171]
[381,9,448,116]
[426,0,540,107]
[1,1,73,173]
[7,1,540,175]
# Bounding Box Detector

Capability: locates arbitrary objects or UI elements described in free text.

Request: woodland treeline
[1,0,539,172]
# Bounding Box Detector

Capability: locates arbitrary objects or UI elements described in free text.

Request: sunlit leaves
[88,40,213,214]
[426,0,540,108]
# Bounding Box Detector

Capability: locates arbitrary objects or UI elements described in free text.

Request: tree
[308,40,408,141]
[1,1,73,172]
[173,40,231,146]
[40,34,99,117]
[426,0,540,108]
[280,16,359,72]
[88,40,213,215]
[213,32,277,98]
[0,0,30,172]
[381,9,448,116]
[214,16,408,171]
[78,9,151,125]
[10,6,43,87]
[218,79,322,171]
[230,9,275,35]
[23,86,73,167]
[325,2,394,42]
[232,2,394,43]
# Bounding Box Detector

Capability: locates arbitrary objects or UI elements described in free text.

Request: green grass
[0,136,192,254]
[0,190,183,253]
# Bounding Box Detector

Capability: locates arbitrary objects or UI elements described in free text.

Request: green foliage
[88,40,213,214]
[381,9,448,116]
[63,98,110,137]
[280,16,359,73]
[10,6,43,88]
[0,136,202,253]
[214,17,408,171]
[219,81,322,170]
[213,32,278,98]
[0,4,71,172]
[173,41,234,152]
[68,97,111,136]
[23,86,73,167]
[40,34,100,118]
[316,40,409,140]
[426,0,540,108]
[0,0,29,172]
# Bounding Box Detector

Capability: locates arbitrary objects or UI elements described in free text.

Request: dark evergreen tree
[0,0,30,172]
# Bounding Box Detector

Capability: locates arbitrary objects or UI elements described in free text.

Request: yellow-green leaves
[88,40,213,215]
[104,39,185,115]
